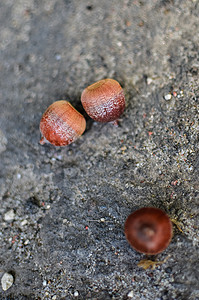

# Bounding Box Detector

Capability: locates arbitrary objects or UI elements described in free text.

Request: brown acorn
[81,78,125,122]
[39,100,86,146]
[124,207,173,255]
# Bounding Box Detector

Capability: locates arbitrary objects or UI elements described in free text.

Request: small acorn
[124,207,173,255]
[81,78,125,122]
[39,100,86,146]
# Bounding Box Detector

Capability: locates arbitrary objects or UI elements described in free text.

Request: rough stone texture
[0,0,199,299]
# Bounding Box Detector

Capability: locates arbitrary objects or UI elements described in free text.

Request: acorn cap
[124,207,173,255]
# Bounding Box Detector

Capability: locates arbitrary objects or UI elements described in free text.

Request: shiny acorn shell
[124,207,173,255]
[39,100,86,146]
[81,78,125,122]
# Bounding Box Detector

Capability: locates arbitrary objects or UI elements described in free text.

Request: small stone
[117,41,122,47]
[52,296,57,300]
[56,155,62,160]
[43,280,47,286]
[164,94,172,100]
[127,290,134,298]
[74,291,79,297]
[16,173,21,179]
[55,54,61,60]
[20,219,28,226]
[1,273,14,291]
[147,77,153,85]
[4,209,15,221]
[100,218,105,222]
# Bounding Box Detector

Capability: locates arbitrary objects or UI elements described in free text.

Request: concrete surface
[0,0,199,299]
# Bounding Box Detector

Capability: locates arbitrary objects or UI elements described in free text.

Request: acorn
[124,207,173,255]
[81,78,125,122]
[39,100,86,146]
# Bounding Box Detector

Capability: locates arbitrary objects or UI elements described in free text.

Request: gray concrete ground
[0,0,199,299]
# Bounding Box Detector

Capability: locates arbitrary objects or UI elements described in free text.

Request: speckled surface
[0,0,199,299]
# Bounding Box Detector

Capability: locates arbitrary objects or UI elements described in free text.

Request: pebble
[55,54,61,60]
[52,296,57,300]
[4,209,15,221]
[43,280,47,286]
[127,290,134,298]
[1,273,14,291]
[117,41,122,47]
[56,155,62,160]
[164,94,172,100]
[20,219,28,226]
[74,291,79,297]
[147,77,153,85]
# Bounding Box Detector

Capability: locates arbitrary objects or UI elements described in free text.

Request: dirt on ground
[0,0,199,299]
